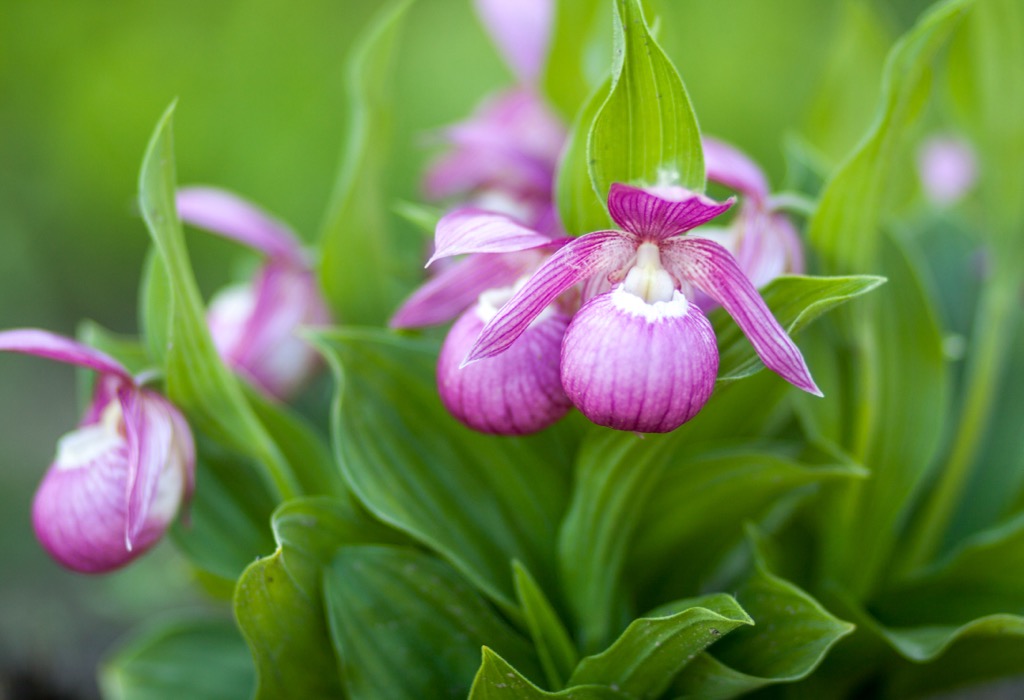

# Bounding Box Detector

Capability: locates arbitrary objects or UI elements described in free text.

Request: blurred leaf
[555,78,615,236]
[318,0,412,324]
[543,0,604,120]
[804,0,893,164]
[170,438,276,585]
[471,648,629,700]
[712,275,886,382]
[672,556,854,699]
[324,545,541,700]
[629,441,866,602]
[100,617,253,700]
[394,199,444,236]
[77,320,151,375]
[885,633,1024,698]
[568,596,752,699]
[234,496,405,700]
[948,0,1024,244]
[808,0,972,273]
[137,102,301,499]
[139,246,172,366]
[313,327,576,617]
[590,0,704,197]
[513,561,578,690]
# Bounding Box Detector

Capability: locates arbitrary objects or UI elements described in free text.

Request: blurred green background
[0,0,926,696]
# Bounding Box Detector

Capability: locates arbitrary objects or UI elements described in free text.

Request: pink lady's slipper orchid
[463,184,822,433]
[0,330,195,573]
[697,137,805,292]
[917,134,979,206]
[176,188,331,401]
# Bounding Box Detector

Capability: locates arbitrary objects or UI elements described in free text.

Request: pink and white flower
[176,187,331,401]
[461,183,822,433]
[0,329,195,573]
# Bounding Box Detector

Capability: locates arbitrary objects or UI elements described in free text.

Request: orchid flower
[176,187,331,401]
[917,134,978,206]
[697,137,805,292]
[462,183,822,433]
[0,329,195,573]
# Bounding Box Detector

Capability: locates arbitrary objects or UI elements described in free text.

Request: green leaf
[672,558,854,699]
[629,441,866,602]
[555,78,616,236]
[170,439,277,585]
[313,328,576,617]
[139,245,172,366]
[712,274,886,382]
[318,0,412,325]
[137,102,300,500]
[885,633,1024,698]
[589,0,704,198]
[99,617,254,700]
[807,0,973,273]
[568,597,753,699]
[76,320,151,376]
[324,545,541,700]
[542,0,605,120]
[234,496,406,700]
[947,0,1024,245]
[471,648,630,700]
[513,561,579,690]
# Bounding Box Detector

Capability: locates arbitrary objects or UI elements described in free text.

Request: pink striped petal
[122,387,173,549]
[465,230,638,363]
[703,137,770,201]
[0,329,129,379]
[662,237,821,396]
[438,304,571,435]
[607,183,734,241]
[428,208,553,265]
[473,0,553,84]
[560,287,719,433]
[390,253,530,329]
[176,187,305,266]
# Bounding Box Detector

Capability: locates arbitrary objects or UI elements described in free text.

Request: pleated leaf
[471,648,630,700]
[513,561,578,690]
[324,545,541,700]
[555,78,615,236]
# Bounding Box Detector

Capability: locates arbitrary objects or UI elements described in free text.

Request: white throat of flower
[476,276,555,326]
[622,242,676,304]
[55,399,125,471]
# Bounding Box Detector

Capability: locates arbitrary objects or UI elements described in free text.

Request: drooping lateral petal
[473,0,553,84]
[428,208,554,265]
[438,304,571,435]
[176,187,305,265]
[561,287,719,433]
[465,230,638,363]
[0,329,130,379]
[121,386,174,549]
[607,183,734,241]
[390,253,529,329]
[703,137,770,201]
[663,236,822,396]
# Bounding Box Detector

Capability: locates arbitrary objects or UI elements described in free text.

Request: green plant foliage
[555,78,616,236]
[567,596,753,699]
[542,0,605,120]
[233,496,406,700]
[589,0,704,198]
[100,617,254,700]
[314,327,578,617]
[470,648,631,700]
[318,0,412,325]
[324,545,542,699]
[137,103,302,500]
[513,561,579,690]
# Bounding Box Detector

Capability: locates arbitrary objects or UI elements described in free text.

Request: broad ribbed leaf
[324,545,541,700]
[808,0,972,272]
[589,0,704,198]
[100,618,254,700]
[542,0,604,120]
[138,103,300,499]
[313,328,576,616]
[234,496,405,700]
[672,560,854,699]
[318,0,411,324]
[513,561,578,690]
[555,78,615,235]
[569,596,753,699]
[471,648,629,700]
[629,441,865,602]
[712,275,885,382]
